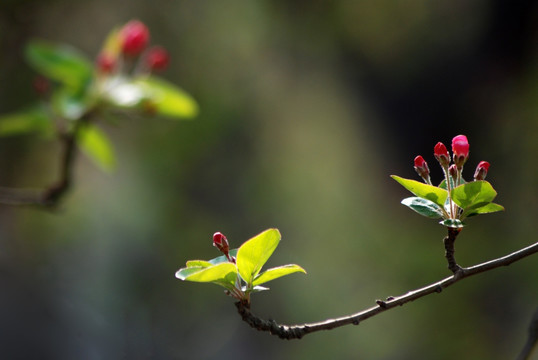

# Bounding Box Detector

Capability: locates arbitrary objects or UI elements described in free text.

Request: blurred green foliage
[0,1,537,359]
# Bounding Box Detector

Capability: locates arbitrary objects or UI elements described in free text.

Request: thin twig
[516,307,538,360]
[236,241,538,340]
[443,227,463,275]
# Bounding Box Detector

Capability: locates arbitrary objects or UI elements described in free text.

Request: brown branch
[443,227,463,275]
[236,240,538,340]
[516,307,538,360]
[0,114,90,208]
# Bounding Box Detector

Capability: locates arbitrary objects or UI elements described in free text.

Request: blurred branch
[516,307,538,360]
[0,114,90,208]
[236,240,538,340]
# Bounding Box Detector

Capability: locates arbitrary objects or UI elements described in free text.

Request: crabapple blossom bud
[434,142,450,168]
[145,46,169,71]
[473,161,490,181]
[96,53,117,73]
[413,155,430,183]
[452,135,469,169]
[120,20,150,56]
[213,232,229,255]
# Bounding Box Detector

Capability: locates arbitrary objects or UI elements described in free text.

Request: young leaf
[25,40,92,92]
[464,203,505,217]
[185,260,213,268]
[51,89,88,120]
[76,123,116,172]
[0,106,52,137]
[208,249,238,265]
[391,175,448,208]
[175,262,238,290]
[401,197,445,219]
[133,77,199,119]
[252,264,306,286]
[440,218,464,228]
[451,181,497,210]
[237,228,280,285]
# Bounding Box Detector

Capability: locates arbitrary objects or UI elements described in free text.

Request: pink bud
[120,20,150,56]
[413,155,430,182]
[145,46,169,71]
[434,142,450,168]
[473,161,490,181]
[452,135,469,169]
[96,53,117,73]
[213,232,229,255]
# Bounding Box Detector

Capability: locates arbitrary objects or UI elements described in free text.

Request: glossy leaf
[464,202,505,217]
[237,228,280,285]
[208,249,238,265]
[133,77,199,119]
[391,175,448,208]
[175,262,238,290]
[244,285,270,294]
[185,260,213,268]
[25,40,92,91]
[451,181,497,210]
[51,89,88,120]
[102,77,146,108]
[76,124,116,172]
[401,197,444,219]
[252,264,306,286]
[440,218,465,228]
[0,107,52,137]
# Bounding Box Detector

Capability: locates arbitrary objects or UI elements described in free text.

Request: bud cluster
[95,20,170,75]
[413,135,491,219]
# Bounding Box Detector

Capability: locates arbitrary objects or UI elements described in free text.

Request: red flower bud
[213,232,229,255]
[473,161,490,181]
[120,20,150,56]
[413,155,430,183]
[434,142,450,168]
[452,135,469,169]
[145,46,170,71]
[96,53,117,73]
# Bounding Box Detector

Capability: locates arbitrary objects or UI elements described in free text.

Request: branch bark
[236,240,538,340]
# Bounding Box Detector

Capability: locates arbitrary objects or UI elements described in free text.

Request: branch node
[376,299,388,308]
[435,285,443,293]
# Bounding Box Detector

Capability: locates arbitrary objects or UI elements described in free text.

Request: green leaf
[208,249,238,265]
[391,175,448,208]
[185,260,213,268]
[133,76,199,119]
[76,123,116,172]
[440,218,465,228]
[464,202,505,217]
[25,40,92,92]
[252,264,306,286]
[51,89,89,120]
[401,197,445,219]
[451,181,497,210]
[237,228,280,285]
[0,106,52,137]
[102,77,146,108]
[175,262,238,290]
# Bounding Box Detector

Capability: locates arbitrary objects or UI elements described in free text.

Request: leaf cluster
[392,175,503,228]
[176,229,306,303]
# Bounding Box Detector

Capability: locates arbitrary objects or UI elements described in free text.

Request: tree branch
[236,240,538,340]
[0,114,90,208]
[516,307,538,360]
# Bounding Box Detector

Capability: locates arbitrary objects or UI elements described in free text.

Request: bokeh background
[0,0,537,359]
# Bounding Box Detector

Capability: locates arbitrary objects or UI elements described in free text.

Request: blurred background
[0,0,537,359]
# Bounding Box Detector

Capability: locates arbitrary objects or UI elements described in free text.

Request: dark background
[0,0,537,359]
